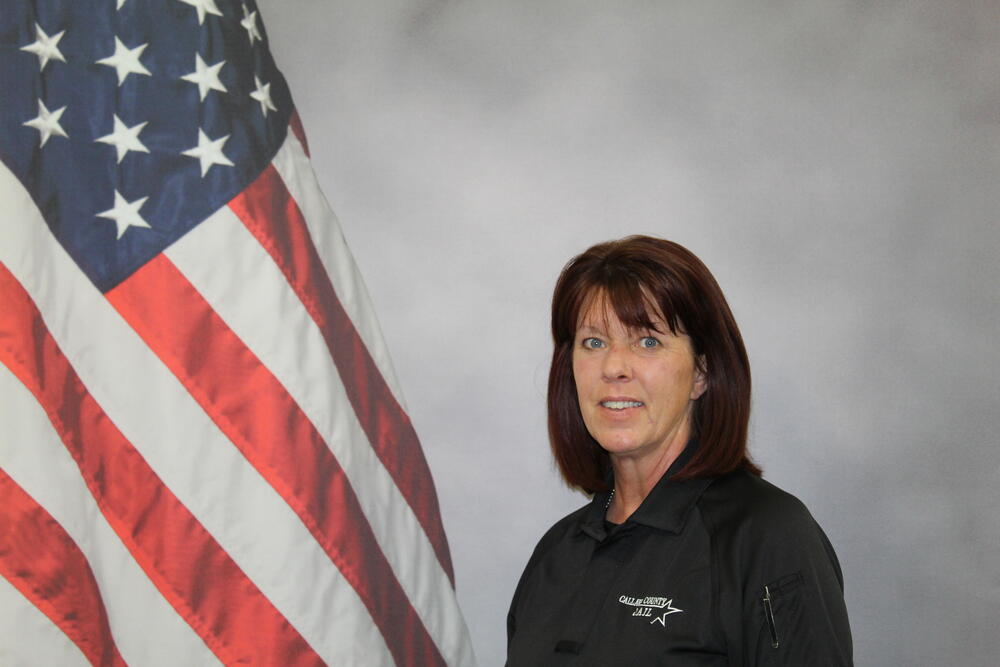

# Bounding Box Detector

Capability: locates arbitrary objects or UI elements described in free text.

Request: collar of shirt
[578,439,715,540]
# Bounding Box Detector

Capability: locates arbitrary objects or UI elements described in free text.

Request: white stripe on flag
[165,144,474,663]
[274,131,410,411]
[0,364,219,667]
[0,162,394,665]
[0,574,89,667]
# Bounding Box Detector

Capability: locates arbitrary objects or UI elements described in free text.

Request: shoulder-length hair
[547,235,760,492]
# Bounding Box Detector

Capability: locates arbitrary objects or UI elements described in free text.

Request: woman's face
[572,295,706,465]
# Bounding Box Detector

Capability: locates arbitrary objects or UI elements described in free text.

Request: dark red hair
[547,235,760,492]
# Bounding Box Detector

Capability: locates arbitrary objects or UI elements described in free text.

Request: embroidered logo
[618,595,684,626]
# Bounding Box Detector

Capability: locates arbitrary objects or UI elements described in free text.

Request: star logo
[618,594,685,628]
[650,600,684,626]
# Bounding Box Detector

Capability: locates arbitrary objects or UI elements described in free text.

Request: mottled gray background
[263,1,999,665]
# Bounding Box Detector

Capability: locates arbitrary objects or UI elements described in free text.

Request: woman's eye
[639,337,660,349]
[582,337,604,349]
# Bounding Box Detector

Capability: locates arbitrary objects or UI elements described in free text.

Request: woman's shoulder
[697,469,824,542]
[697,469,846,597]
[529,501,594,553]
[509,502,594,602]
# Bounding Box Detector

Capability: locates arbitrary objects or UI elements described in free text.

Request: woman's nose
[601,345,631,381]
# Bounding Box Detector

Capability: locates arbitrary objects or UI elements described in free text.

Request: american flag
[0,1,474,665]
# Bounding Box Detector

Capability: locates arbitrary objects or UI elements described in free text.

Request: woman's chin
[600,438,652,459]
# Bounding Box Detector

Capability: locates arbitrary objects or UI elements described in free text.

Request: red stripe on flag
[0,468,127,667]
[0,262,322,667]
[289,110,310,157]
[106,254,446,667]
[229,164,456,585]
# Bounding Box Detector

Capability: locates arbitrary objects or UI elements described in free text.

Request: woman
[506,236,852,665]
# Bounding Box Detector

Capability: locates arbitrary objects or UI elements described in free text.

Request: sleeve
[505,513,576,663]
[506,572,523,650]
[506,530,544,651]
[741,503,853,666]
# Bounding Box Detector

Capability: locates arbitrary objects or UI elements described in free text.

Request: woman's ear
[691,355,708,400]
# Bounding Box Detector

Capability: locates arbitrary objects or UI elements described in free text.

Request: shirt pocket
[756,572,804,664]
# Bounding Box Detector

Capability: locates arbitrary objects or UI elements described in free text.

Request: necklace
[604,488,615,511]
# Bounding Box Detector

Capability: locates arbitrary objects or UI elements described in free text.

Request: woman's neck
[606,433,689,523]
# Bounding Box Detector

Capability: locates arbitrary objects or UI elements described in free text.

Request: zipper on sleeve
[762,585,779,649]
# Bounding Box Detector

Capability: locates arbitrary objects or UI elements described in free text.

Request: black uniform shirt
[506,456,853,666]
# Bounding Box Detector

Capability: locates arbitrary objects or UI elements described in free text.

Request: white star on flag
[250,76,277,117]
[96,115,149,163]
[21,24,66,71]
[241,5,262,45]
[97,37,151,86]
[180,53,227,101]
[181,129,234,176]
[97,190,152,239]
[117,0,128,9]
[176,0,223,25]
[23,100,68,146]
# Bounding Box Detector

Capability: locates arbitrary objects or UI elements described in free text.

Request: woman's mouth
[600,400,644,410]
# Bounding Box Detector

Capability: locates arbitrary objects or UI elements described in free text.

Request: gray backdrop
[264,2,1000,665]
